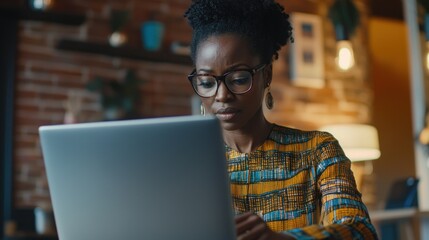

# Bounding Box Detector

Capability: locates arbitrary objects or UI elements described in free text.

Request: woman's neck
[222,115,273,153]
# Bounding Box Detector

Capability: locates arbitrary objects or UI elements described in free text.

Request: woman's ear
[264,64,273,87]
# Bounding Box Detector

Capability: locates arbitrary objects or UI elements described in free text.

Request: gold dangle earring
[200,104,206,116]
[265,85,274,110]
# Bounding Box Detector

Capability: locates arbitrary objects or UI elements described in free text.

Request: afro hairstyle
[184,0,293,64]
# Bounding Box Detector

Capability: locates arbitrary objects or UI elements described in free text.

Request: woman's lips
[216,112,237,121]
[215,108,239,121]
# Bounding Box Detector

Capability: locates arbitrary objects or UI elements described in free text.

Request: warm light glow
[335,40,355,71]
[319,124,380,162]
[32,0,54,10]
[426,42,429,72]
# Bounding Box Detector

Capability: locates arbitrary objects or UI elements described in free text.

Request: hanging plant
[328,0,360,40]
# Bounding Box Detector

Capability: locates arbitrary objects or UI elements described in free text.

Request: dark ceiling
[370,0,404,20]
[1,0,406,20]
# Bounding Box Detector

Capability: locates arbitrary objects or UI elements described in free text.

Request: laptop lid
[39,115,235,240]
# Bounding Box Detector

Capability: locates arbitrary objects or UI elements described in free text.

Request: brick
[29,60,84,78]
[85,18,111,39]
[19,51,56,63]
[14,120,41,132]
[21,21,82,36]
[19,33,48,47]
[18,43,57,58]
[55,51,117,70]
[15,192,33,207]
[15,180,36,192]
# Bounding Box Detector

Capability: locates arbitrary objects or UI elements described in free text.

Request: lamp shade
[319,124,381,162]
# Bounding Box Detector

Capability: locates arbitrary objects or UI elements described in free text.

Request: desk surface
[370,208,418,221]
[369,208,429,222]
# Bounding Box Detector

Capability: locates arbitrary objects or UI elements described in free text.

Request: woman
[184,0,378,239]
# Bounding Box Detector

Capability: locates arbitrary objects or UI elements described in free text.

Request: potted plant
[86,69,143,121]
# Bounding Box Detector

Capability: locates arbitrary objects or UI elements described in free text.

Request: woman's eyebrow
[224,63,252,72]
[197,63,252,74]
[196,68,212,73]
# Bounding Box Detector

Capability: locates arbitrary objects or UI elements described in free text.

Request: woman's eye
[230,77,250,85]
[197,78,215,88]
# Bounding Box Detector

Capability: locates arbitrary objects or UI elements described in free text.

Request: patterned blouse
[226,124,378,239]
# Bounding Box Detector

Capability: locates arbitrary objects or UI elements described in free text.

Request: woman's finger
[240,221,267,240]
[235,212,254,223]
[236,213,264,237]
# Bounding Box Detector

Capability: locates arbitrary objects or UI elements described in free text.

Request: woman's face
[194,34,270,131]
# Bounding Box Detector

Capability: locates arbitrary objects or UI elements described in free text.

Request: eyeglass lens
[192,70,252,97]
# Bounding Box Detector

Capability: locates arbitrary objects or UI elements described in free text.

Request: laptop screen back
[39,115,235,240]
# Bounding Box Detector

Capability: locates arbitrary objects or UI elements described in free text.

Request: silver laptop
[39,115,235,240]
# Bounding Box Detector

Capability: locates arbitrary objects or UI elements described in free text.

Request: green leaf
[86,77,103,92]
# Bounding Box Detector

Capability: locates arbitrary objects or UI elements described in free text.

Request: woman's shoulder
[270,124,347,167]
[270,124,337,146]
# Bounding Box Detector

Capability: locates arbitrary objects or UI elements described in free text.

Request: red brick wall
[13,0,371,208]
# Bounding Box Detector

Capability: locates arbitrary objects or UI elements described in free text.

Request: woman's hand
[235,212,295,240]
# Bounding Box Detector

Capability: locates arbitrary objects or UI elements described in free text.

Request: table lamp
[319,124,381,190]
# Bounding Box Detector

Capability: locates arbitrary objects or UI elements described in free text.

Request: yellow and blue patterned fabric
[226,124,378,239]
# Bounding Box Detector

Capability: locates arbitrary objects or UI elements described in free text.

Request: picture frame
[289,12,325,88]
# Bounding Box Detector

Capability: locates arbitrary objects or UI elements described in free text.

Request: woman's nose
[215,81,233,102]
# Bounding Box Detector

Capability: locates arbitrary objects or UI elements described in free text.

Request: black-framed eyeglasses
[187,64,267,98]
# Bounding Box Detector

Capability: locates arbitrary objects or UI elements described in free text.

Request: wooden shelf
[0,7,86,26]
[56,39,193,66]
[20,10,85,26]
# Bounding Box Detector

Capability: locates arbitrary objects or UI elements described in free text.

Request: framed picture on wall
[289,12,325,88]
